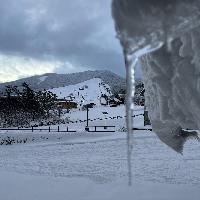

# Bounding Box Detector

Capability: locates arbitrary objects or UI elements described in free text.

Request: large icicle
[123,43,164,185]
[123,49,138,186]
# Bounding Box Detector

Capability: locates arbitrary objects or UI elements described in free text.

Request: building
[56,99,77,109]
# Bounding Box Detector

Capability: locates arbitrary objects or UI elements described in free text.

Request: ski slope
[49,78,112,106]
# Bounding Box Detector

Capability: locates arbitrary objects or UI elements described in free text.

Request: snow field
[0,105,199,199]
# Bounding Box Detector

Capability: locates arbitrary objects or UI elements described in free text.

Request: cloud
[0,53,95,83]
[0,0,137,82]
[0,54,60,82]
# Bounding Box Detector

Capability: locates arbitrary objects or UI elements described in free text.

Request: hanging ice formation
[124,44,163,185]
[112,0,200,157]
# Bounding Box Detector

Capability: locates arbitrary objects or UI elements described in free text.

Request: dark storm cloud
[0,0,139,78]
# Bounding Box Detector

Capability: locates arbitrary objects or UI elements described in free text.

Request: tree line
[0,82,58,127]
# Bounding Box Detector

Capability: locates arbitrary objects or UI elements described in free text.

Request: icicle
[123,42,163,186]
[124,49,138,186]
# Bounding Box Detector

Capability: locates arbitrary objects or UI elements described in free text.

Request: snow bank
[112,0,200,152]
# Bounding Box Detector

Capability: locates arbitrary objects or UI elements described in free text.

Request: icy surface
[112,0,200,152]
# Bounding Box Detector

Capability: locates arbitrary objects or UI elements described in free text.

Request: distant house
[100,97,108,106]
[56,99,77,109]
[100,94,109,106]
[109,99,118,107]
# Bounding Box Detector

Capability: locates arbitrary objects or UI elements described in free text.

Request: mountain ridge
[0,70,125,94]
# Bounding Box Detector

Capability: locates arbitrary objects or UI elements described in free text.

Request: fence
[85,126,115,132]
[66,113,144,124]
[133,127,152,131]
[0,113,147,133]
[0,126,76,133]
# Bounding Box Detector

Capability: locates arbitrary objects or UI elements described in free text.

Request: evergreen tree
[0,83,58,127]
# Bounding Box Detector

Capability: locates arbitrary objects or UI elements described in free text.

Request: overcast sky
[0,0,141,83]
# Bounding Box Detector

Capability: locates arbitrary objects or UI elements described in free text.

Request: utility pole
[86,106,89,127]
[85,106,90,132]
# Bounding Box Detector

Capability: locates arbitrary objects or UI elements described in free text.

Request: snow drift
[112,0,200,153]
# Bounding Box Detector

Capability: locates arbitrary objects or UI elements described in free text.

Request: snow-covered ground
[38,75,48,84]
[0,105,199,200]
[49,78,112,106]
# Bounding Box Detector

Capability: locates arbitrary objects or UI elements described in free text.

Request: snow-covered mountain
[49,78,112,106]
[0,70,125,94]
